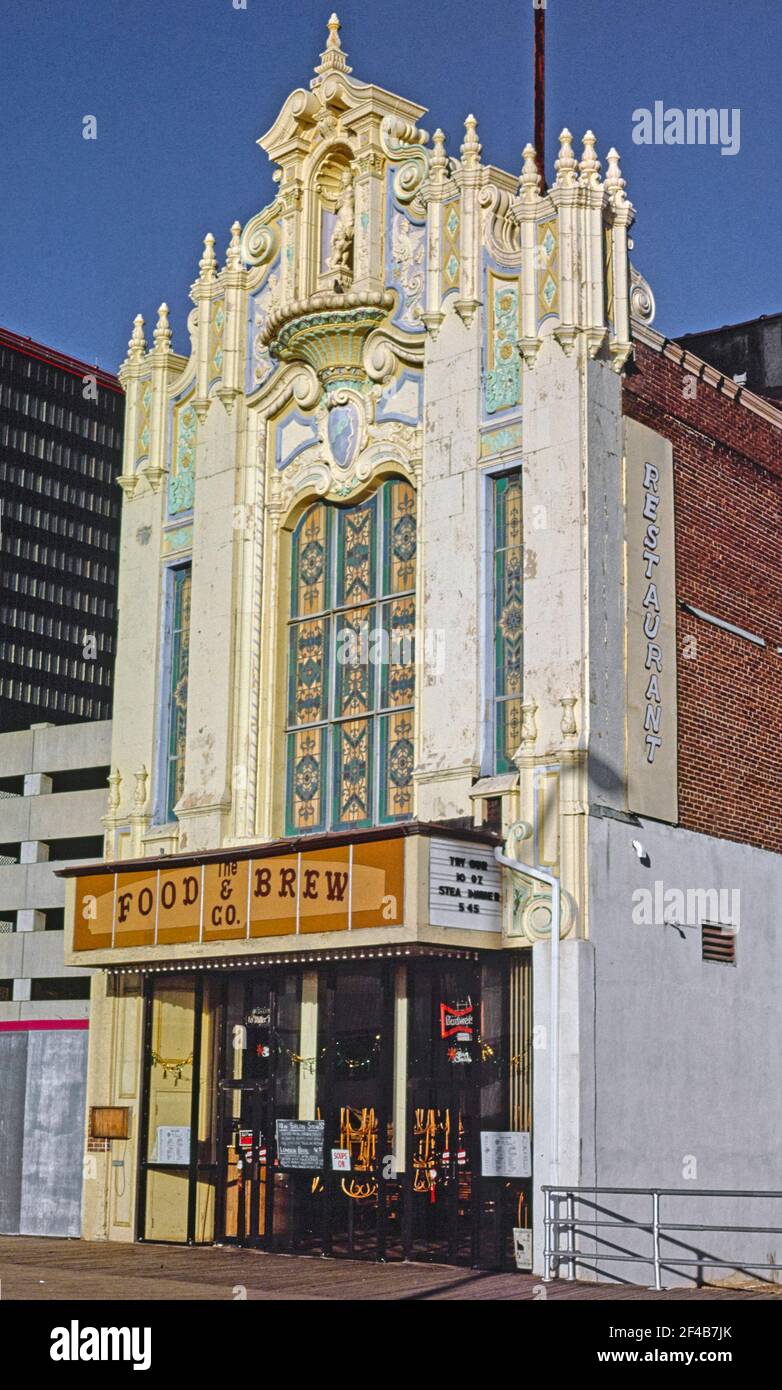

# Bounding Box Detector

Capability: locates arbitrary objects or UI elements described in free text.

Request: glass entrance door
[404,957,528,1270]
[214,969,299,1249]
[406,963,481,1264]
[218,1081,271,1246]
[315,964,400,1260]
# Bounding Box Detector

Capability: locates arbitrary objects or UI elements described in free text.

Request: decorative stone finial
[431,128,448,176]
[132,765,149,813]
[199,232,217,282]
[559,696,578,739]
[519,698,538,751]
[127,313,146,361]
[554,128,578,188]
[106,767,121,814]
[226,221,242,270]
[579,131,602,187]
[314,12,352,77]
[460,114,482,169]
[520,143,541,201]
[604,147,627,204]
[153,303,172,353]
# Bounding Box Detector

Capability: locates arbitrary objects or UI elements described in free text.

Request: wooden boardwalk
[0,1237,779,1300]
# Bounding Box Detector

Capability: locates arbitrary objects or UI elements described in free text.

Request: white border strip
[246,858,252,939]
[681,601,766,648]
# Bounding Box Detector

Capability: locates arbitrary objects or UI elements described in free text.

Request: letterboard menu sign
[429,838,502,931]
[276,1119,325,1170]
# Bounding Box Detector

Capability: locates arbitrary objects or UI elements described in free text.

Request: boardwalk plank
[0,1237,778,1301]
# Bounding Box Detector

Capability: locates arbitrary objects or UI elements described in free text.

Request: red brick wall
[624,341,782,853]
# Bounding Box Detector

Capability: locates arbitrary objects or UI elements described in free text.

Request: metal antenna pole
[534,3,546,191]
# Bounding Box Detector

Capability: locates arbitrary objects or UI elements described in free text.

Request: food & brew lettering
[74,840,405,946]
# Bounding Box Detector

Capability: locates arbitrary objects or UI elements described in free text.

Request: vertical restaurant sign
[624,419,678,823]
[72,838,404,952]
[428,837,502,930]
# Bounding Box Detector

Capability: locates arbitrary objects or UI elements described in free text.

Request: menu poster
[276,1119,325,1170]
[152,1125,191,1166]
[480,1130,531,1178]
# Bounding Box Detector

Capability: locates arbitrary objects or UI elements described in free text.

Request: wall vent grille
[701,922,736,965]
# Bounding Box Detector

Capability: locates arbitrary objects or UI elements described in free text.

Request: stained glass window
[165,564,191,822]
[493,470,523,772]
[286,479,416,835]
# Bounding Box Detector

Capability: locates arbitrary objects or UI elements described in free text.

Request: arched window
[286,479,416,834]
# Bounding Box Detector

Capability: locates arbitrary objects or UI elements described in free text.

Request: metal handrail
[542,1185,782,1290]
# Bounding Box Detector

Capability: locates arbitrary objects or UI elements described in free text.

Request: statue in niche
[327,169,355,285]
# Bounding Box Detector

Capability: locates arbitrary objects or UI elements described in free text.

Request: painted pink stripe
[0,1019,89,1031]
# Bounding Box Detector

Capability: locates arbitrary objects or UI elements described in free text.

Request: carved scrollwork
[240,210,281,269]
[479,183,521,261]
[381,114,431,214]
[291,368,321,411]
[364,337,396,383]
[363,326,425,384]
[629,264,656,324]
[186,307,199,357]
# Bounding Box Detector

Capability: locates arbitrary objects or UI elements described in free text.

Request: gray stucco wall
[582,813,782,1287]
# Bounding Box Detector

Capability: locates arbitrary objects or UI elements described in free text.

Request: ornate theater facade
[63,17,782,1277]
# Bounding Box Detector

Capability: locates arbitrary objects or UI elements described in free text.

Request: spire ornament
[554,129,578,188]
[520,143,541,202]
[198,232,218,282]
[460,114,482,171]
[153,303,172,353]
[604,148,627,206]
[578,131,602,188]
[127,314,146,362]
[430,128,448,179]
[313,13,352,79]
[226,220,242,271]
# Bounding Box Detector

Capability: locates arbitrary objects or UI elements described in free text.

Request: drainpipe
[494,829,561,1187]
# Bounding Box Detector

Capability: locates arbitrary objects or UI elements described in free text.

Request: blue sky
[1,0,778,371]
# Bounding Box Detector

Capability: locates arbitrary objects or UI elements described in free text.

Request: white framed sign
[152,1125,191,1165]
[429,838,502,931]
[513,1228,533,1271]
[480,1130,531,1178]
